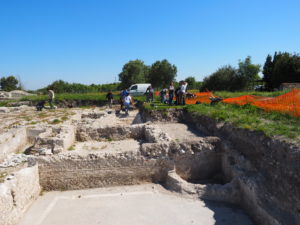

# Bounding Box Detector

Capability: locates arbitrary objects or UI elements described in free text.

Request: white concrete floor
[19,184,254,225]
[157,123,205,141]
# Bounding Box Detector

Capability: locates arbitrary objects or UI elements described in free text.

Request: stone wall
[32,154,170,191]
[0,165,40,225]
[0,128,27,162]
[30,132,221,192]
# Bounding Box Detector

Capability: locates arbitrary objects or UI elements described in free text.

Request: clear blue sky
[0,0,299,90]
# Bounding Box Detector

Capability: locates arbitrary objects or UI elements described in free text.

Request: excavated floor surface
[156,123,205,141]
[18,184,253,225]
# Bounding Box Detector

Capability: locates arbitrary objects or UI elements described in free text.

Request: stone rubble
[0,154,28,168]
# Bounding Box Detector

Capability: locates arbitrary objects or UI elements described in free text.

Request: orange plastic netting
[154,89,300,116]
[185,92,214,104]
[187,89,300,117]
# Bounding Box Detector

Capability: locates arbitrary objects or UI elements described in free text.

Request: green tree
[262,52,300,89]
[148,59,177,88]
[201,57,260,91]
[262,54,274,90]
[237,56,261,90]
[185,76,197,89]
[118,60,149,89]
[0,75,19,91]
[200,65,238,91]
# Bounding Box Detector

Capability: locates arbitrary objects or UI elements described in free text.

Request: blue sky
[0,0,299,90]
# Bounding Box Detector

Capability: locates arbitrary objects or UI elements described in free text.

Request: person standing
[120,89,128,110]
[106,90,114,108]
[145,85,154,102]
[180,81,188,105]
[48,89,55,109]
[168,82,175,105]
[175,85,181,105]
[123,93,134,115]
[160,88,169,104]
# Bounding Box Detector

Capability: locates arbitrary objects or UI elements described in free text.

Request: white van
[128,83,151,96]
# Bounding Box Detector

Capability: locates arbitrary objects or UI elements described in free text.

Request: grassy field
[15,90,290,102]
[142,93,300,143]
[213,90,289,98]
[20,92,107,102]
[186,103,300,142]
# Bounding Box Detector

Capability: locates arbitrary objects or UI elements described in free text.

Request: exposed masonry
[0,107,299,225]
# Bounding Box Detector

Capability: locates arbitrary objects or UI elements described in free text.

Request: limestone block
[0,165,40,225]
[0,128,27,162]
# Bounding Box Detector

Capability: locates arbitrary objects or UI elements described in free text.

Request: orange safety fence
[217,89,300,117]
[155,89,300,117]
[252,89,300,116]
[185,92,214,104]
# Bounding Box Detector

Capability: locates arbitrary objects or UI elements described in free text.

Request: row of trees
[118,59,177,89]
[38,80,121,94]
[263,52,300,89]
[4,52,298,93]
[119,59,202,90]
[201,57,261,91]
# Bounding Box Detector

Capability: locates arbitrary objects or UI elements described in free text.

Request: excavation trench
[1,108,299,225]
[36,122,228,192]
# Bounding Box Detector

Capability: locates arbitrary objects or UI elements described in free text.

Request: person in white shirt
[181,81,188,93]
[48,89,55,109]
[179,81,188,105]
[123,93,134,115]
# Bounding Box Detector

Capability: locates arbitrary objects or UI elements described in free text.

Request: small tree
[148,59,177,88]
[118,60,149,89]
[185,76,197,89]
[0,75,19,91]
[237,56,261,90]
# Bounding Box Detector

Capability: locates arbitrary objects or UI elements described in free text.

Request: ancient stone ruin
[0,106,299,225]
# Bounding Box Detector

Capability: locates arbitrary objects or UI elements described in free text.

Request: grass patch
[0,172,8,183]
[0,101,10,107]
[106,137,113,142]
[143,101,300,143]
[79,105,95,109]
[22,116,32,121]
[21,93,107,102]
[37,112,48,118]
[68,145,75,151]
[49,119,61,124]
[186,103,300,142]
[27,121,38,125]
[61,116,69,121]
[214,90,289,98]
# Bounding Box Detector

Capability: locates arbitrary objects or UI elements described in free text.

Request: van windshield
[130,85,137,90]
